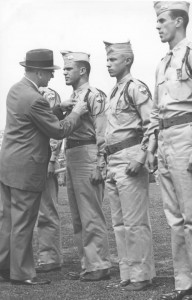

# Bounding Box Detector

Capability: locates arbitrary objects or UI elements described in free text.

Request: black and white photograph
[1,1,192,300]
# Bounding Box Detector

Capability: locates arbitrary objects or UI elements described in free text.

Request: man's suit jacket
[0,77,80,192]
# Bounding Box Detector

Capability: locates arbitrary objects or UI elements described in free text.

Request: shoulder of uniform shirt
[129,78,151,98]
[187,41,192,50]
[130,78,148,89]
[88,86,106,97]
[45,87,61,98]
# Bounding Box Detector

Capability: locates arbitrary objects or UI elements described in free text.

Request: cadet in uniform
[103,40,155,291]
[147,2,192,300]
[36,87,63,273]
[59,51,111,281]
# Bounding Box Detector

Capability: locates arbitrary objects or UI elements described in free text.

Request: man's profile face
[106,53,129,78]
[156,11,177,43]
[63,62,81,86]
[39,70,54,87]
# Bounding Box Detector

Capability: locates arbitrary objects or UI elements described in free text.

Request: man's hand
[125,159,143,177]
[90,166,104,185]
[146,151,158,174]
[72,98,88,116]
[47,161,56,177]
[60,99,77,111]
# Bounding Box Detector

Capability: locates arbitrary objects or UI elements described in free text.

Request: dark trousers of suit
[37,174,63,267]
[0,182,41,280]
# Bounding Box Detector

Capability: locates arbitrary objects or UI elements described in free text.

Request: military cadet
[58,51,111,281]
[103,40,155,291]
[36,87,63,273]
[147,2,192,300]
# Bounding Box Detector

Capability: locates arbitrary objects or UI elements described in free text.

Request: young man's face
[63,62,81,86]
[156,11,177,43]
[106,53,128,78]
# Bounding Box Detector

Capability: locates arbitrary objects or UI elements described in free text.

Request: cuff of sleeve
[50,155,57,162]
[147,134,157,154]
[97,155,106,168]
[136,149,147,165]
[189,153,192,164]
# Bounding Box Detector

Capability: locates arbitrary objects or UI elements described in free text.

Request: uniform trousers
[0,182,41,280]
[66,144,111,272]
[158,123,192,290]
[37,169,63,267]
[106,144,155,282]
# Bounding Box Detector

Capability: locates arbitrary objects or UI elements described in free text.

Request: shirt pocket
[167,69,192,101]
[116,95,138,124]
[115,94,129,114]
[157,77,165,100]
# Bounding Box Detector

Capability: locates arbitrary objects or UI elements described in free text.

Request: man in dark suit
[0,48,87,285]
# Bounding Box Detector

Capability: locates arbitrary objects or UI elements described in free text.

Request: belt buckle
[159,119,164,130]
[164,118,171,129]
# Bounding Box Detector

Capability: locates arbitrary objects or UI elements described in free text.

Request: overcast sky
[0,0,192,129]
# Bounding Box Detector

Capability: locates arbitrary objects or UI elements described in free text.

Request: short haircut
[121,53,134,68]
[169,9,189,29]
[76,61,91,76]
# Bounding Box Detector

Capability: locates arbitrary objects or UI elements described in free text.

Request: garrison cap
[154,1,190,16]
[103,40,134,58]
[60,51,90,67]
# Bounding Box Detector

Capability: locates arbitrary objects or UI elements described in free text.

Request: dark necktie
[164,51,173,74]
[110,86,118,99]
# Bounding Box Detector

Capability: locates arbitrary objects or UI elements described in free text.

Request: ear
[175,16,183,28]
[79,67,86,76]
[125,57,132,66]
[36,70,42,79]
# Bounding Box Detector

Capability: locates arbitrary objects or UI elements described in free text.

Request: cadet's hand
[72,99,88,115]
[187,153,192,172]
[146,151,158,174]
[60,99,77,111]
[47,161,56,177]
[101,164,107,181]
[57,172,66,186]
[125,159,143,177]
[90,166,104,185]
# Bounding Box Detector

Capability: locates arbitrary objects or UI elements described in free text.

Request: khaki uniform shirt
[105,73,153,164]
[67,82,106,168]
[148,38,192,151]
[39,87,63,162]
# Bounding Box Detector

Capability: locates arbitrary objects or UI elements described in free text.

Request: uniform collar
[117,73,133,86]
[167,38,188,55]
[74,82,90,93]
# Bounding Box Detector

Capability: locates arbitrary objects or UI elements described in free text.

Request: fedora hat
[20,49,60,70]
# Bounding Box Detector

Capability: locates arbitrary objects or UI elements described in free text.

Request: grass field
[0,183,174,300]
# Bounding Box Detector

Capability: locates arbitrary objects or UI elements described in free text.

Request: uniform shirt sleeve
[88,89,107,168]
[129,81,153,164]
[29,96,81,140]
[147,67,161,153]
